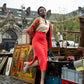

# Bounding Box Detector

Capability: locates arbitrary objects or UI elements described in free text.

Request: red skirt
[28,31,48,72]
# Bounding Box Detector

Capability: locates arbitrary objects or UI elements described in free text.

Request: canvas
[21,33,30,44]
[5,57,12,76]
[10,44,36,84]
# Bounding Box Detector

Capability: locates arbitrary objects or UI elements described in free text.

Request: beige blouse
[36,17,50,33]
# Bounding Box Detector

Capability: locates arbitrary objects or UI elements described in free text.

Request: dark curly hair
[37,6,46,15]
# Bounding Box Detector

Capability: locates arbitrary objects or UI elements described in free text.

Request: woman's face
[39,8,46,16]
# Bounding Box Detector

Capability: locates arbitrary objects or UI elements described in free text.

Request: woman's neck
[41,16,47,24]
[41,16,46,19]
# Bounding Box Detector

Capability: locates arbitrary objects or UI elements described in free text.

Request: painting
[0,56,8,72]
[21,33,30,44]
[10,44,36,84]
[5,57,12,76]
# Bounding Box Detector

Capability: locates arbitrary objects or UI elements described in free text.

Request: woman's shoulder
[34,17,40,21]
[33,17,40,23]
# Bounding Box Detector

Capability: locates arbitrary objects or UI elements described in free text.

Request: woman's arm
[46,23,52,48]
[27,17,40,44]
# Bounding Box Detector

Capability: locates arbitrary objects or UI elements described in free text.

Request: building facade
[0,6,56,50]
[0,5,84,50]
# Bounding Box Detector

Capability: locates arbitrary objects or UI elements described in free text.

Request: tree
[50,13,80,41]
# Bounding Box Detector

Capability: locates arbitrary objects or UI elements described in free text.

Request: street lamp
[21,4,25,31]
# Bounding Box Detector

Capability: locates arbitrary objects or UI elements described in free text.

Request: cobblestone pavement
[0,75,31,84]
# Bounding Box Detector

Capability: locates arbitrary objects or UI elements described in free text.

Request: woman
[24,6,52,84]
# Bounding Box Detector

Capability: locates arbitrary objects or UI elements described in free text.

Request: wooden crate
[62,79,77,84]
[49,47,60,56]
[64,48,81,59]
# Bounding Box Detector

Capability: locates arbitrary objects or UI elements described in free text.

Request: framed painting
[21,33,30,44]
[0,56,8,72]
[5,57,12,76]
[10,44,36,84]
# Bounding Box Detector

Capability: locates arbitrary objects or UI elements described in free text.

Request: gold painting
[10,44,36,84]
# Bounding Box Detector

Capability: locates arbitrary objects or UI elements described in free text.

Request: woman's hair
[37,6,46,15]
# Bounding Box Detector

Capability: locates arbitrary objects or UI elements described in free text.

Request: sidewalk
[0,75,30,84]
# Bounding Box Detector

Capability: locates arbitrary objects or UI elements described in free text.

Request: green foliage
[62,16,80,41]
[52,14,80,41]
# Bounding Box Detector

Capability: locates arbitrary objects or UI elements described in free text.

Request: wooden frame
[62,31,80,48]
[10,44,36,84]
[0,57,3,63]
[0,56,8,72]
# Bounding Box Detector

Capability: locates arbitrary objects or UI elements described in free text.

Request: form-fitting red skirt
[27,31,48,72]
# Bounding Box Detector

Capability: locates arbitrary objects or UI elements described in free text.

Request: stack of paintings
[0,56,8,73]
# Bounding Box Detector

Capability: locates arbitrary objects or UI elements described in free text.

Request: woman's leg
[24,60,46,84]
[40,70,46,84]
[29,60,39,67]
[24,60,39,73]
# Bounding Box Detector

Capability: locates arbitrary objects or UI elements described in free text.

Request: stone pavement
[0,75,31,84]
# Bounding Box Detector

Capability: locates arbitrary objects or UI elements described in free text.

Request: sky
[0,0,84,14]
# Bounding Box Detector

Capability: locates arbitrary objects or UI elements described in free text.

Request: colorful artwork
[0,56,8,72]
[5,57,12,76]
[10,44,36,84]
